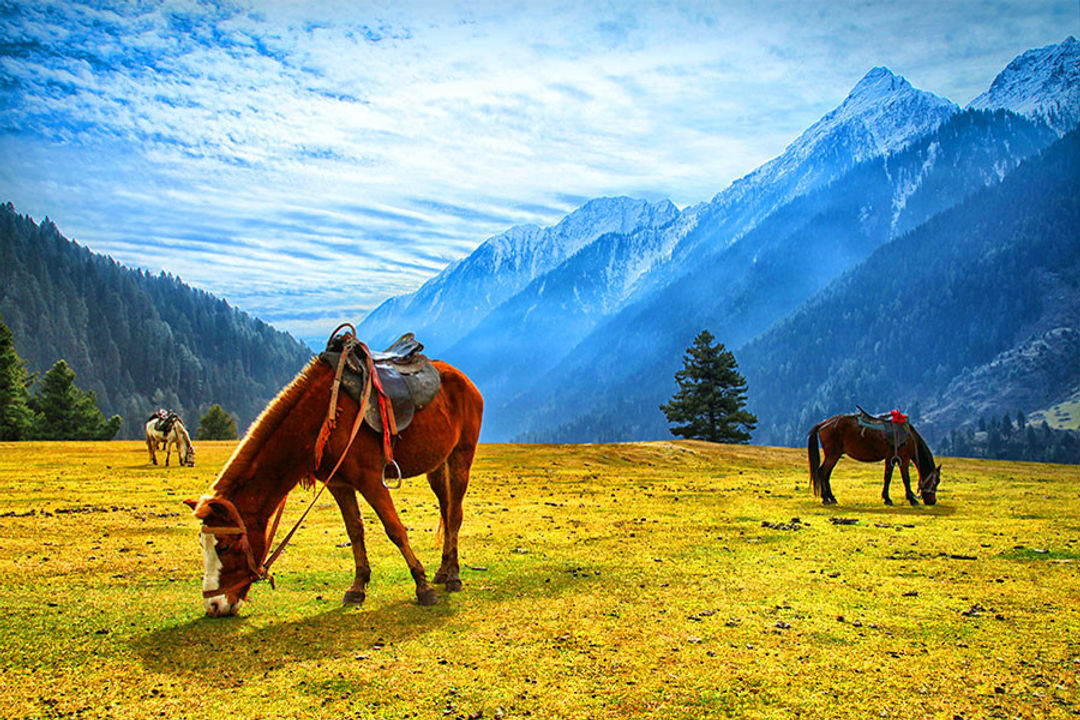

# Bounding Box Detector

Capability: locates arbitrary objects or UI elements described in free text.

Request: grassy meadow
[0,439,1078,719]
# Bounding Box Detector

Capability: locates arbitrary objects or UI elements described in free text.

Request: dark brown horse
[184,351,483,617]
[807,412,941,506]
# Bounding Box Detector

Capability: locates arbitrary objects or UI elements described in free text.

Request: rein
[201,324,375,599]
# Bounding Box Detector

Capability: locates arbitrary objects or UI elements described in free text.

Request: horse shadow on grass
[133,564,577,679]
[813,501,958,519]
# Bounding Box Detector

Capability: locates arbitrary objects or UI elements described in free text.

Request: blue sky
[1,0,1075,346]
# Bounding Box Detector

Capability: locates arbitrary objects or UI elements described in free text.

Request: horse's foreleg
[900,461,919,506]
[882,460,895,505]
[359,479,437,606]
[328,483,371,604]
[430,445,474,592]
[164,440,172,467]
[147,437,157,465]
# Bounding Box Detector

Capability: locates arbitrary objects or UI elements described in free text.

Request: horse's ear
[187,495,226,520]
[936,463,943,473]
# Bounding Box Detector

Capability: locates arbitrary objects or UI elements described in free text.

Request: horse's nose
[205,597,233,617]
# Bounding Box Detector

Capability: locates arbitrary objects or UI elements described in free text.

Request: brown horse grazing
[184,350,483,618]
[807,412,941,507]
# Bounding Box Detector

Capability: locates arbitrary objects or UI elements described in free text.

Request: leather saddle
[150,411,180,435]
[319,333,441,434]
[854,405,909,439]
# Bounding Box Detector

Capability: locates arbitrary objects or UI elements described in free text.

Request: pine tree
[0,318,37,440]
[29,360,122,440]
[197,403,238,440]
[660,330,758,443]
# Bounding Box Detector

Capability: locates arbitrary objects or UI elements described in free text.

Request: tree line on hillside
[654,330,1080,465]
[490,110,1058,446]
[1,318,120,440]
[2,317,240,441]
[0,203,311,439]
[938,411,1080,465]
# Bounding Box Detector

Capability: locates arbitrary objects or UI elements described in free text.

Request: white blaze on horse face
[199,532,239,616]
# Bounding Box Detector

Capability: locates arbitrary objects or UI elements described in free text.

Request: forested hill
[0,203,313,439]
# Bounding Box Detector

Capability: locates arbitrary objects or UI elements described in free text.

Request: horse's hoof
[343,590,366,604]
[433,571,448,584]
[444,578,463,593]
[908,499,920,506]
[417,588,438,606]
[884,499,894,506]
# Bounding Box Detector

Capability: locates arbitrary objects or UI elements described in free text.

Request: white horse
[145,413,196,467]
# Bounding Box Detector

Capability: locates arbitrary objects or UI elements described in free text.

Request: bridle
[200,496,282,599]
[200,323,382,600]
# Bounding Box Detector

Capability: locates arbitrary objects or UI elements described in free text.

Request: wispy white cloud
[0,0,1072,345]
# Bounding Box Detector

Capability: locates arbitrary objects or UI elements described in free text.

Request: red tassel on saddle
[890,409,908,424]
[314,418,333,468]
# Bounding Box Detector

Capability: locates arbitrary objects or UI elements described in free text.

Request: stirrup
[383,460,402,489]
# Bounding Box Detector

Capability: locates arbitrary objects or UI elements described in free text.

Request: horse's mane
[910,426,936,476]
[210,357,320,496]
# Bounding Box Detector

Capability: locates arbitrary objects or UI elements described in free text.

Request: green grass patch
[1,440,1078,719]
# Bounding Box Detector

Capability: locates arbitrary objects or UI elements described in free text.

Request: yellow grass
[1,440,1078,719]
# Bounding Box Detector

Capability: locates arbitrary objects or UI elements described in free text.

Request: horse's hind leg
[819,454,840,505]
[328,483,371,604]
[430,444,475,592]
[427,463,455,586]
[147,437,157,465]
[882,461,895,505]
[358,478,437,606]
[900,461,919,506]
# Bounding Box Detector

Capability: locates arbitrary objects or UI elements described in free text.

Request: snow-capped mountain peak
[968,36,1079,134]
[356,195,679,349]
[802,66,959,160]
[677,65,958,262]
[471,196,679,278]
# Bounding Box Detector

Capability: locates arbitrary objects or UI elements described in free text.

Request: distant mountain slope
[495,109,1057,441]
[354,37,1077,446]
[684,66,958,248]
[0,203,312,439]
[741,129,1080,445]
[357,196,680,351]
[440,68,963,404]
[969,36,1079,134]
[585,67,961,313]
[922,328,1080,435]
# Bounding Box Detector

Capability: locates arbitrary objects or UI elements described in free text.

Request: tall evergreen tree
[29,360,122,440]
[660,330,758,443]
[0,317,37,440]
[197,403,238,440]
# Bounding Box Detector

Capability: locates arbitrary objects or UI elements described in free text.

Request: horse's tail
[808,421,824,497]
[435,515,446,548]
